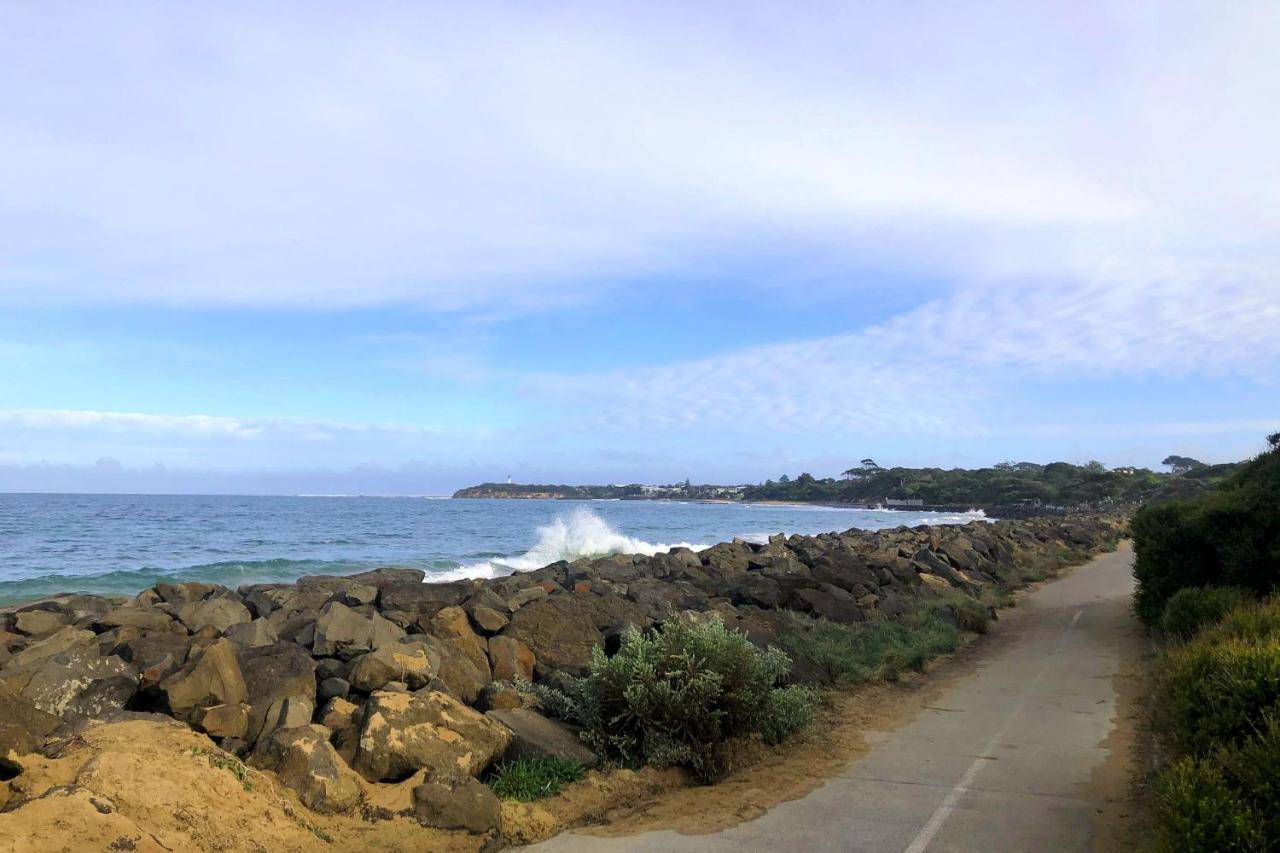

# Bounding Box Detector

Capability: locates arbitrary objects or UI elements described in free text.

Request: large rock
[2,627,95,672]
[113,632,192,688]
[0,681,59,756]
[251,725,363,814]
[792,583,866,623]
[347,641,439,692]
[93,607,182,633]
[155,581,226,605]
[503,594,645,675]
[487,636,535,683]
[160,638,247,722]
[379,581,472,622]
[175,597,252,634]
[10,644,137,719]
[312,602,405,659]
[12,609,72,637]
[487,708,598,768]
[351,689,511,782]
[428,606,491,677]
[239,642,317,746]
[225,617,279,648]
[412,777,501,834]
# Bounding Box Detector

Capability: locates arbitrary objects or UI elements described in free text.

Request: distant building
[884,497,924,506]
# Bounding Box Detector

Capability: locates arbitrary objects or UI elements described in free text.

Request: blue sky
[1,1,1277,493]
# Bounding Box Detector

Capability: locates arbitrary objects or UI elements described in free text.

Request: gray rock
[175,597,252,634]
[317,677,350,702]
[12,610,72,637]
[0,680,60,755]
[412,777,502,834]
[251,725,363,814]
[224,617,278,648]
[487,708,598,768]
[347,640,438,692]
[239,642,317,745]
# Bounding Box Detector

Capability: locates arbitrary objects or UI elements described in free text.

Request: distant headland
[452,456,1243,511]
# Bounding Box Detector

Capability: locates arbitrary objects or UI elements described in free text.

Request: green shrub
[776,610,959,685]
[1132,441,1280,624]
[486,757,585,801]
[1204,599,1280,645]
[1161,587,1253,641]
[1152,757,1264,852]
[925,590,993,634]
[1217,715,1280,844]
[529,615,807,782]
[761,684,821,745]
[1153,636,1280,757]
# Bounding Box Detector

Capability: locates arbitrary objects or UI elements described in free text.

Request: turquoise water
[0,494,985,604]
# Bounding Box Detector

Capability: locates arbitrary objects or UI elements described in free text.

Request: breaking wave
[436,508,702,581]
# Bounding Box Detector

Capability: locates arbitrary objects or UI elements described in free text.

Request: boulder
[224,617,278,648]
[251,725,363,814]
[351,689,511,782]
[113,632,192,688]
[792,583,866,624]
[626,578,706,620]
[11,644,137,719]
[160,638,247,723]
[197,703,250,739]
[319,696,358,732]
[318,677,350,702]
[12,610,71,637]
[379,581,471,621]
[507,587,548,610]
[175,597,252,634]
[428,606,491,676]
[429,641,490,706]
[0,681,59,756]
[347,641,438,692]
[239,642,317,745]
[92,607,182,633]
[154,581,225,605]
[487,708,598,768]
[470,606,509,635]
[487,636,535,683]
[501,598,600,675]
[412,778,501,834]
[2,627,95,672]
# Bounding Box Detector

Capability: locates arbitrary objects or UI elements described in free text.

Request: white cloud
[0,2,1275,312]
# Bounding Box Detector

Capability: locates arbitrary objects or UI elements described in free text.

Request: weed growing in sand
[296,818,333,843]
[487,757,586,801]
[188,747,254,792]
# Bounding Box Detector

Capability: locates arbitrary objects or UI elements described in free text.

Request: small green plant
[760,685,821,745]
[1152,757,1263,852]
[1216,715,1280,844]
[1160,587,1252,641]
[296,818,333,843]
[487,757,586,801]
[188,746,254,792]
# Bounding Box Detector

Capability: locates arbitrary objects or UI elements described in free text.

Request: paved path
[523,544,1139,853]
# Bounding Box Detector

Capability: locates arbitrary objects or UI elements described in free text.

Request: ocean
[0,494,986,604]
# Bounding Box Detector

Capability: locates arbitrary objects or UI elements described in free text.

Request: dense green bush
[1132,441,1280,624]
[1153,757,1264,852]
[1160,587,1253,641]
[486,757,586,801]
[760,684,822,745]
[1153,636,1280,757]
[529,615,818,782]
[1217,715,1280,844]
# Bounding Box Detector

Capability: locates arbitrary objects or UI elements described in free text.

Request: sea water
[0,494,986,604]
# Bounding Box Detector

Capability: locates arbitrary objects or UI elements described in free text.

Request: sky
[1,1,1277,494]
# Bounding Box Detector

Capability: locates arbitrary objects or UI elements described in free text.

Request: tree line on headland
[453,454,1244,510]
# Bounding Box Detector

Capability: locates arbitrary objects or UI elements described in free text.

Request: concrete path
[522,544,1139,853]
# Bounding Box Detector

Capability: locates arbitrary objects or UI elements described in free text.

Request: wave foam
[435,508,701,581]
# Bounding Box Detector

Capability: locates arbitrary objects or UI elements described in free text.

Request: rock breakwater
[0,515,1122,848]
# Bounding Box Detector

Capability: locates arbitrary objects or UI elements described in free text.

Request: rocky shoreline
[0,514,1122,849]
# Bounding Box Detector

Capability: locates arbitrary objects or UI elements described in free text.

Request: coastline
[0,513,1124,849]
